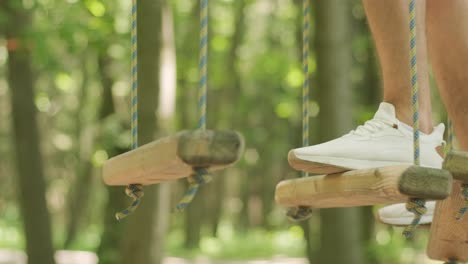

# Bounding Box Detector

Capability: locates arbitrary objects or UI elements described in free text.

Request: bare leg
[427,0,468,150]
[363,0,433,133]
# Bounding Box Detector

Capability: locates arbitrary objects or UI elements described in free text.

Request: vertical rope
[175,0,211,211]
[199,0,208,130]
[409,0,420,167]
[403,0,426,238]
[131,0,138,150]
[287,0,312,222]
[116,0,143,220]
[302,0,310,178]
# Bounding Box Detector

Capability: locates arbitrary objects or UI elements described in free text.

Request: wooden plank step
[102,130,244,186]
[427,151,468,262]
[275,165,452,208]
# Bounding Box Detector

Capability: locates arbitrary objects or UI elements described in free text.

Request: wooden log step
[427,151,468,262]
[102,130,244,186]
[443,151,468,182]
[275,165,452,208]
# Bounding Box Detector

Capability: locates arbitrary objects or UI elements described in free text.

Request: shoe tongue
[373,102,397,123]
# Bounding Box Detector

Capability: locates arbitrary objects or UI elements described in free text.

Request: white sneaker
[289,102,445,174]
[377,201,436,226]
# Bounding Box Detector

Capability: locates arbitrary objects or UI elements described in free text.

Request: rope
[115,0,144,220]
[116,0,143,220]
[175,168,212,211]
[287,206,313,222]
[287,0,312,222]
[302,0,310,176]
[199,0,208,130]
[402,198,427,239]
[115,184,144,220]
[456,183,468,221]
[176,0,210,211]
[403,0,426,238]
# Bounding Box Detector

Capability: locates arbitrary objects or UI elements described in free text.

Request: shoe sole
[375,212,432,227]
[288,150,413,174]
[288,151,351,174]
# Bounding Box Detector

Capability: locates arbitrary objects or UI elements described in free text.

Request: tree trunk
[95,53,128,264]
[120,0,162,263]
[64,56,93,249]
[314,1,365,264]
[3,1,55,264]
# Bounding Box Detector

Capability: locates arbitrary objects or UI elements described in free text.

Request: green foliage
[0,0,451,263]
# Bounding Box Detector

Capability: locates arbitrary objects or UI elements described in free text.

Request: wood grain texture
[427,151,468,262]
[275,165,451,208]
[178,130,244,166]
[102,130,244,186]
[427,181,468,262]
[444,151,468,182]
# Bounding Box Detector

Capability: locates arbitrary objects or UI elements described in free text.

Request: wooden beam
[275,165,452,208]
[102,130,244,186]
[427,151,468,262]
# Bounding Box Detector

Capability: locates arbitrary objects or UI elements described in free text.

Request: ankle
[395,108,433,134]
[391,102,434,134]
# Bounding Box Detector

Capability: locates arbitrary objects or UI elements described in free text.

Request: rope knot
[115,184,144,221]
[188,168,212,185]
[402,198,426,239]
[175,168,212,211]
[286,206,312,222]
[456,184,468,221]
[125,183,144,199]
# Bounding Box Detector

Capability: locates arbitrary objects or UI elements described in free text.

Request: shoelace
[351,119,395,136]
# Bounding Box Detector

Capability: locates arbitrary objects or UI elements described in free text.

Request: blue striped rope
[199,0,208,130]
[116,0,143,220]
[403,198,427,239]
[176,0,210,211]
[175,168,212,211]
[409,0,420,166]
[287,0,312,222]
[302,0,310,179]
[403,0,426,238]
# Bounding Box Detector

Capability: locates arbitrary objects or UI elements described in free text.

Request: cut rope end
[175,168,212,212]
[402,198,427,239]
[455,184,468,221]
[115,184,144,221]
[286,206,313,222]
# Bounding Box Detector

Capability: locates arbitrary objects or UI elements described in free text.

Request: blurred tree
[96,53,128,264]
[313,0,365,263]
[119,0,164,263]
[2,1,56,263]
